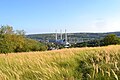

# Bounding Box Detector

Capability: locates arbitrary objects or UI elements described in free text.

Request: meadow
[0,45,120,80]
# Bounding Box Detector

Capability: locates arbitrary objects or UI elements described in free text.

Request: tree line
[73,34,120,47]
[0,25,119,53]
[0,25,47,53]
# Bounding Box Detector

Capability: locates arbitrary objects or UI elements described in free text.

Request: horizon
[0,0,120,34]
[27,31,120,35]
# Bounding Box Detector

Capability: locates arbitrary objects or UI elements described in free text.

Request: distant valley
[27,31,120,43]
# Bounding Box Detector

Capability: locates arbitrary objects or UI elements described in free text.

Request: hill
[27,32,120,43]
[0,45,120,80]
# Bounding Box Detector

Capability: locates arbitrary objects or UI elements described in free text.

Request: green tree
[0,25,14,34]
[0,25,47,54]
[103,34,120,46]
[15,30,25,36]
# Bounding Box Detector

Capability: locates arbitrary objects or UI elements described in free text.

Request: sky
[0,0,120,34]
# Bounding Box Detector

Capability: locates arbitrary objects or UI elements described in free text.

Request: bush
[0,25,47,53]
[103,34,120,46]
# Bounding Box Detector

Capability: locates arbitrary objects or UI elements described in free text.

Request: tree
[87,40,100,47]
[15,30,25,36]
[0,25,48,53]
[0,25,14,35]
[103,34,120,46]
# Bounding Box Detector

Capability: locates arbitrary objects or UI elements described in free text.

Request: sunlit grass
[0,45,120,80]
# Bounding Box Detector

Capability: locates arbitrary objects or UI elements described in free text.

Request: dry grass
[0,45,120,80]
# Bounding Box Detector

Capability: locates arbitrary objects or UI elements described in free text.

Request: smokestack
[55,30,57,41]
[60,29,62,39]
[65,29,67,43]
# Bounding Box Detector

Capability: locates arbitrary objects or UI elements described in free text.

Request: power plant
[55,29,70,48]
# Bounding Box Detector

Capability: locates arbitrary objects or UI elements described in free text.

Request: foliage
[0,25,47,53]
[103,34,120,45]
[74,34,120,47]
[27,32,120,42]
[0,25,14,34]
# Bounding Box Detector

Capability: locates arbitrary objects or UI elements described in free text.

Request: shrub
[0,25,47,53]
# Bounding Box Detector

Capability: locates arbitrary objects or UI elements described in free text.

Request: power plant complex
[50,29,70,48]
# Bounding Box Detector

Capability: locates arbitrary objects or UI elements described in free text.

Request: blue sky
[0,0,120,34]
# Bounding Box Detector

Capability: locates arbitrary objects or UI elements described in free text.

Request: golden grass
[0,45,120,80]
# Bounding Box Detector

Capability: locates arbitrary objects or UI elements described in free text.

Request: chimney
[65,29,67,43]
[55,30,57,41]
[60,29,62,40]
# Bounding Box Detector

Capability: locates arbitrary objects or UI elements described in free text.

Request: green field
[0,45,120,80]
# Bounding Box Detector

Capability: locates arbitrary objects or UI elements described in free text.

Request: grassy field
[0,45,120,80]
